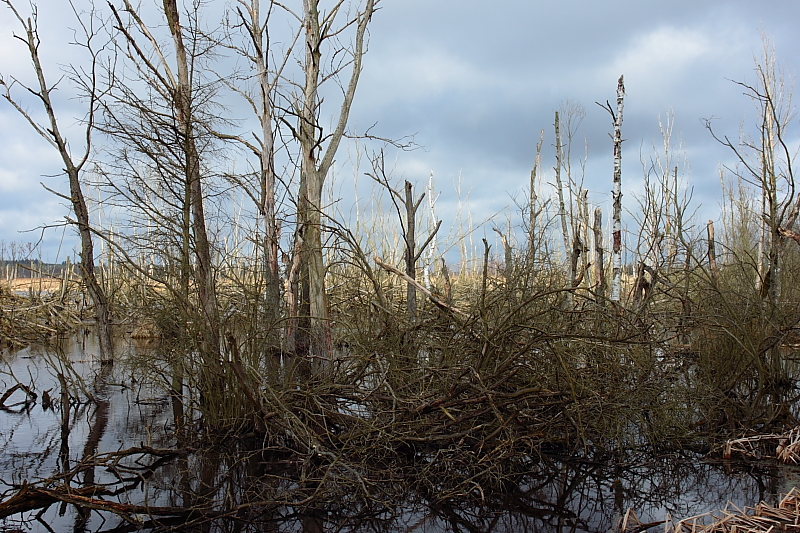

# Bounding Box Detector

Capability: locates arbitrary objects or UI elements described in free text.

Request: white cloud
[0,197,64,232]
[362,45,493,104]
[596,25,748,105]
[610,26,714,77]
[0,125,63,193]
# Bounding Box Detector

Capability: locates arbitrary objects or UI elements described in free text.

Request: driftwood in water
[613,488,800,533]
[0,483,202,520]
[0,383,37,409]
[0,446,187,520]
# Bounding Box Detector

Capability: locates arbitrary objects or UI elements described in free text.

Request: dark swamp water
[2,335,800,533]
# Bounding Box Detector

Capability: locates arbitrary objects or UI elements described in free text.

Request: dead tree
[0,0,113,361]
[529,130,545,265]
[223,0,296,344]
[163,0,220,362]
[598,75,626,302]
[553,103,589,300]
[553,111,570,278]
[706,39,796,311]
[289,0,378,364]
[104,0,224,407]
[593,207,606,301]
[368,153,441,322]
[493,227,513,282]
[707,220,718,285]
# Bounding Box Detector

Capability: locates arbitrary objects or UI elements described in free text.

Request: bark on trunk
[707,219,718,285]
[248,0,281,335]
[164,0,220,365]
[553,112,570,273]
[593,207,606,302]
[529,130,544,265]
[610,76,625,303]
[405,181,418,321]
[294,0,375,367]
[7,9,113,361]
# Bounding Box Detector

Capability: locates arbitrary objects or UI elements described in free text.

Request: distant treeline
[1,260,73,278]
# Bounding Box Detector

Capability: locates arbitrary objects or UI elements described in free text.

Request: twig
[374,257,468,317]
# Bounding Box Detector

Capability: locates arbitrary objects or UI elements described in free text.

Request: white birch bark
[610,76,625,302]
[424,171,438,290]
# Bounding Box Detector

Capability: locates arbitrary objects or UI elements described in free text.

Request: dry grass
[663,487,800,533]
[2,277,65,293]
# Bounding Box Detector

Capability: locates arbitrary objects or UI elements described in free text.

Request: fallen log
[0,482,206,520]
[0,383,37,409]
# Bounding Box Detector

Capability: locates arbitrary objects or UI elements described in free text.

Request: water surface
[1,336,798,532]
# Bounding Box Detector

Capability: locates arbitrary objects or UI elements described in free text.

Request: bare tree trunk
[707,220,718,285]
[553,112,571,276]
[163,0,220,364]
[239,0,281,337]
[294,0,376,367]
[296,0,330,358]
[1,2,112,361]
[610,76,625,302]
[578,188,590,286]
[763,78,781,308]
[493,227,513,282]
[569,189,588,291]
[424,171,437,290]
[666,166,679,269]
[757,180,767,293]
[404,181,418,321]
[368,160,440,323]
[529,130,544,264]
[480,238,490,318]
[593,207,606,302]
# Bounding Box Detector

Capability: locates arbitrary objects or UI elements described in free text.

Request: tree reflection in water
[1,338,797,532]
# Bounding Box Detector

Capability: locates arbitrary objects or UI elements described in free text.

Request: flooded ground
[2,335,800,532]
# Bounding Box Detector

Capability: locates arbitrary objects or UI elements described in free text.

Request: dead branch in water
[0,383,36,409]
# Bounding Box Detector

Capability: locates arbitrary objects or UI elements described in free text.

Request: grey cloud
[1,0,799,259]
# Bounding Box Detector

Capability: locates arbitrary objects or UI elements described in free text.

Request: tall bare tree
[553,111,570,273]
[223,0,297,340]
[367,152,441,322]
[0,0,113,361]
[599,76,626,302]
[528,130,544,264]
[289,0,377,364]
[706,39,796,309]
[103,0,223,401]
[163,0,219,360]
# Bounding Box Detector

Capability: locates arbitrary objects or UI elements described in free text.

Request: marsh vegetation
[1,0,800,530]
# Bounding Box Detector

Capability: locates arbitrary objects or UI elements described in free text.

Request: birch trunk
[424,171,436,290]
[529,130,544,264]
[248,0,281,333]
[610,76,625,303]
[554,112,571,273]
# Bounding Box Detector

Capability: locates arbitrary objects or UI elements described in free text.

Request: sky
[0,0,799,263]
